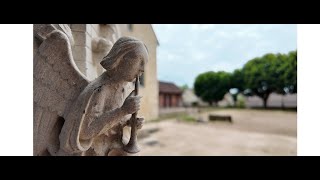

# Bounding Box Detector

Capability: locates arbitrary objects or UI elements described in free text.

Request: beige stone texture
[34,25,149,156]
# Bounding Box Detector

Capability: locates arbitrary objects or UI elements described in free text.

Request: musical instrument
[123,76,140,153]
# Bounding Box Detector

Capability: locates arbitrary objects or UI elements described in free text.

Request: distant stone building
[217,93,235,107]
[182,89,198,106]
[245,93,297,108]
[159,81,183,108]
[217,92,297,108]
[182,89,209,107]
[69,24,159,120]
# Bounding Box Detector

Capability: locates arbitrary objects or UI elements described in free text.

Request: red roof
[159,81,182,94]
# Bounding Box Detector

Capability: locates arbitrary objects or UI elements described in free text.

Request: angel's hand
[121,95,141,115]
[136,117,144,129]
[126,117,144,129]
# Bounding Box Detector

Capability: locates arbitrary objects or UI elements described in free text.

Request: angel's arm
[80,89,140,140]
[80,107,127,140]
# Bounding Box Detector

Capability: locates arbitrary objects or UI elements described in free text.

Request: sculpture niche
[34,24,148,156]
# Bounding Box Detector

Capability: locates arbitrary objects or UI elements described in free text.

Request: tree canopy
[281,51,297,94]
[230,68,245,92]
[194,71,231,105]
[241,50,297,108]
[193,50,297,108]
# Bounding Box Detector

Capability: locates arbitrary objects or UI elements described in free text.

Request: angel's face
[118,45,148,82]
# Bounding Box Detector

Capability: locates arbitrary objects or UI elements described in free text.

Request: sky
[152,24,297,88]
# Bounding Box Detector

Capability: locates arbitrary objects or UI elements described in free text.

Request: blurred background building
[159,81,183,108]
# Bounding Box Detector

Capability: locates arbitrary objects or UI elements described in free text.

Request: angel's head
[100,36,149,82]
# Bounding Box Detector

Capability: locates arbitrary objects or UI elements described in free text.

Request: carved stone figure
[34,24,148,156]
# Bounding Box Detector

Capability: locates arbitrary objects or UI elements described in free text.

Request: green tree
[275,51,297,108]
[230,69,245,106]
[242,53,280,108]
[194,71,231,106]
[231,69,245,91]
[282,50,297,94]
[242,51,297,108]
[273,53,289,108]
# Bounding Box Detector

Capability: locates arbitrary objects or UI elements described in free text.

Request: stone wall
[70,24,96,80]
[245,93,297,108]
[218,92,297,108]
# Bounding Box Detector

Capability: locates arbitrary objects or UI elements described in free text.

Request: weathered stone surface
[34,24,148,156]
[92,37,113,53]
[71,24,91,34]
[72,31,92,49]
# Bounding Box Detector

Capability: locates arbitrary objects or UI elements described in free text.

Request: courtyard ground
[137,108,297,156]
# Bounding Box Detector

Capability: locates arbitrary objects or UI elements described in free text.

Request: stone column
[70,24,96,80]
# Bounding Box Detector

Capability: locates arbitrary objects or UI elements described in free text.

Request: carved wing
[33,27,89,155]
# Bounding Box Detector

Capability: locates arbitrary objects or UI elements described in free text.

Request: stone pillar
[70,24,96,80]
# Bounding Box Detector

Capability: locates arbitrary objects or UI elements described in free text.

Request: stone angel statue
[34,24,148,156]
